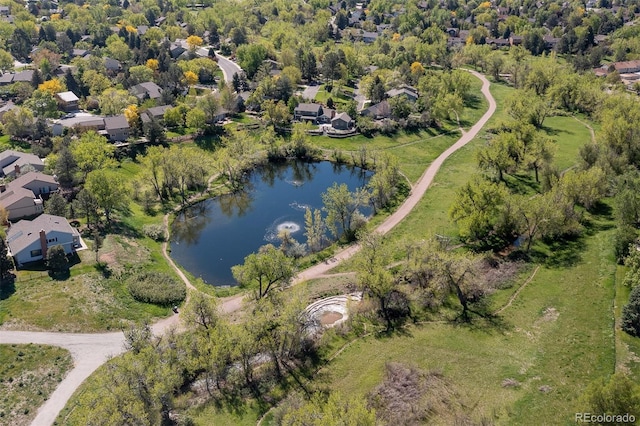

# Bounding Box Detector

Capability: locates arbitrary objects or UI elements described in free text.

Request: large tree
[70,131,116,180]
[85,169,130,222]
[321,182,369,241]
[231,244,295,299]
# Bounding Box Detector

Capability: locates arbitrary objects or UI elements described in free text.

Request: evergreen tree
[46,245,69,277]
[622,285,640,337]
[45,193,68,217]
[31,69,43,89]
[0,238,14,282]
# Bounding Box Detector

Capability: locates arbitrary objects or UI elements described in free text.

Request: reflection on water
[170,160,372,286]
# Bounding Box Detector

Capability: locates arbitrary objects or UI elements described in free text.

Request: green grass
[322,219,616,424]
[614,265,640,378]
[542,115,593,171]
[0,344,73,425]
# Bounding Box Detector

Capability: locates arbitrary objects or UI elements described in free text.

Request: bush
[127,271,186,306]
[614,225,638,264]
[142,224,165,241]
[622,285,640,337]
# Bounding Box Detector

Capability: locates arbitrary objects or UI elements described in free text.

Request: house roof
[9,172,57,190]
[130,82,163,99]
[0,73,14,84]
[146,105,171,117]
[363,100,391,118]
[104,57,121,70]
[13,70,33,82]
[295,103,322,114]
[0,150,43,176]
[332,112,352,123]
[0,186,36,210]
[104,115,129,131]
[386,87,418,99]
[56,91,79,103]
[6,214,79,255]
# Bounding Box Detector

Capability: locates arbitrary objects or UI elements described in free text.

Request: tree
[25,89,58,118]
[322,183,369,241]
[183,70,198,86]
[85,169,130,222]
[622,284,640,337]
[99,88,138,116]
[184,292,219,331]
[0,238,14,282]
[0,48,13,72]
[72,189,99,229]
[70,132,116,180]
[128,65,154,85]
[506,89,550,128]
[186,35,203,51]
[185,107,206,131]
[38,79,64,95]
[92,229,102,263]
[1,107,33,139]
[355,231,404,330]
[581,374,640,420]
[524,134,556,182]
[45,193,68,217]
[304,208,326,252]
[54,147,77,188]
[281,392,375,426]
[449,175,512,247]
[46,245,69,277]
[10,28,31,62]
[231,244,295,299]
[236,44,268,79]
[197,93,221,125]
[477,132,522,181]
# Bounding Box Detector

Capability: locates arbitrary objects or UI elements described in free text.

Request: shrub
[46,245,69,277]
[127,271,186,306]
[142,224,165,241]
[622,285,640,337]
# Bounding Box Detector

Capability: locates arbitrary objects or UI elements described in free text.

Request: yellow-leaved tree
[184,71,198,86]
[186,35,203,50]
[124,104,139,127]
[38,79,64,95]
[145,59,159,72]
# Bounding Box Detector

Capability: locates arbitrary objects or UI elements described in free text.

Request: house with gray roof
[141,105,171,123]
[0,150,44,178]
[0,73,14,85]
[13,70,33,83]
[361,100,391,120]
[386,86,419,102]
[6,214,80,266]
[0,186,43,221]
[331,112,354,130]
[130,82,163,100]
[9,172,58,197]
[103,115,130,141]
[294,103,324,123]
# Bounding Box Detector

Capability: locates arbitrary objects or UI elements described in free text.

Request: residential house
[0,101,17,120]
[130,82,163,100]
[6,214,80,266]
[361,100,391,120]
[103,115,130,141]
[0,150,44,178]
[509,35,524,46]
[362,31,379,43]
[294,103,324,123]
[71,49,89,58]
[318,108,335,124]
[0,6,9,15]
[104,57,122,73]
[0,186,43,221]
[386,86,419,102]
[169,42,187,59]
[9,172,58,197]
[141,105,171,124]
[0,73,14,85]
[615,60,640,73]
[137,25,148,35]
[55,91,79,111]
[331,112,354,130]
[13,70,34,83]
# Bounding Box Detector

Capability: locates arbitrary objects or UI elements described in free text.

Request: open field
[0,344,72,426]
[322,216,616,424]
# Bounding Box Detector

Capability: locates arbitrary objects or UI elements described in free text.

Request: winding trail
[0,70,495,426]
[293,70,496,284]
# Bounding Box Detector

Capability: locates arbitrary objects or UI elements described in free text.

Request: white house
[6,214,80,266]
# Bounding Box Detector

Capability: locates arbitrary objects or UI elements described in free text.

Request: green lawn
[322,218,616,424]
[0,344,73,426]
[542,115,593,172]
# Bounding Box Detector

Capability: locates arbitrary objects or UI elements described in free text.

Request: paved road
[0,70,495,426]
[215,53,242,83]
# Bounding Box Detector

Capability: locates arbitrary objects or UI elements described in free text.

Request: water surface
[170,161,372,285]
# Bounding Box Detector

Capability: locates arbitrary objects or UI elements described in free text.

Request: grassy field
[321,214,616,424]
[0,344,72,426]
[543,115,593,172]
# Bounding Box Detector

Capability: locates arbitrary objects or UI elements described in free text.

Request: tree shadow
[48,269,70,280]
[0,276,16,300]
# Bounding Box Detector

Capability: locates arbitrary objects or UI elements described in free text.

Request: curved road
[0,70,495,426]
[215,52,242,83]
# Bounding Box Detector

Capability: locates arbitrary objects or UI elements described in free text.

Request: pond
[169,160,373,286]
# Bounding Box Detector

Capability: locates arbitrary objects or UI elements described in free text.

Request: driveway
[301,84,321,101]
[0,70,496,426]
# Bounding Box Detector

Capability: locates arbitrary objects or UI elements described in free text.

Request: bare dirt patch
[320,311,343,326]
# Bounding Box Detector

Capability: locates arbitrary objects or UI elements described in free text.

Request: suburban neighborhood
[1,0,640,424]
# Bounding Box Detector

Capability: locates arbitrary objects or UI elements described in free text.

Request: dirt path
[0,71,495,426]
[293,70,496,284]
